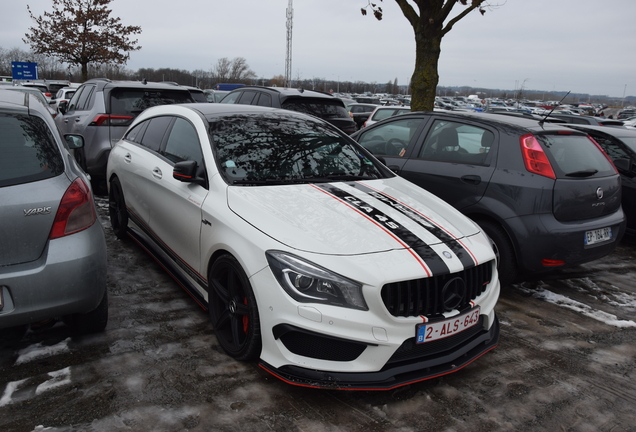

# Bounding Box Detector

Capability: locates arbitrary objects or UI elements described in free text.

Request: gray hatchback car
[55,78,194,194]
[352,111,626,284]
[0,89,108,334]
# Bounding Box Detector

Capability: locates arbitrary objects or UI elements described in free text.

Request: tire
[67,291,109,335]
[109,177,129,240]
[477,220,518,286]
[208,254,261,361]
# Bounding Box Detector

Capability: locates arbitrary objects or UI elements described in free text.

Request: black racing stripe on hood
[314,183,450,276]
[351,182,477,268]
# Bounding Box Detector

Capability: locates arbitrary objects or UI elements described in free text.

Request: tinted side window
[219,91,241,104]
[76,85,95,111]
[163,118,203,168]
[237,91,257,105]
[357,118,426,157]
[282,98,350,119]
[589,134,630,161]
[66,86,85,111]
[419,120,493,165]
[255,93,272,107]
[125,120,150,144]
[140,116,173,152]
[0,114,64,187]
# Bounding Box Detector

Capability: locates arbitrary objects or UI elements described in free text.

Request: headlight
[266,250,368,311]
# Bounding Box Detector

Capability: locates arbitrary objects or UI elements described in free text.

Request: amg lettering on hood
[311,183,476,277]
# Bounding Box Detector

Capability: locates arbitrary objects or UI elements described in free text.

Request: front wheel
[477,220,518,286]
[208,254,261,361]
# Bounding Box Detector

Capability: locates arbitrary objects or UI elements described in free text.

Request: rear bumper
[258,315,499,391]
[510,210,626,274]
[0,221,107,329]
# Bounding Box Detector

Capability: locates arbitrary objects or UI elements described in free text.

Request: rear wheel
[109,177,128,240]
[477,220,518,286]
[208,254,261,361]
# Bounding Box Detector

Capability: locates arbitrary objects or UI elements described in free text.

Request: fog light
[542,259,565,267]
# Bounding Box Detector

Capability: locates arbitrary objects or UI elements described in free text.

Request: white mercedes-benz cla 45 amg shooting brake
[106,103,500,390]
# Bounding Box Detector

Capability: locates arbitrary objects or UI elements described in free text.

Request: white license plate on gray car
[584,227,612,245]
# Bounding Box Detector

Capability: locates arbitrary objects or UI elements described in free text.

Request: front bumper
[259,315,499,390]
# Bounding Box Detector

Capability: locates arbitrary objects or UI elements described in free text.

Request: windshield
[210,113,387,185]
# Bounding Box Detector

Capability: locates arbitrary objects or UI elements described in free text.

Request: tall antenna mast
[285,0,293,88]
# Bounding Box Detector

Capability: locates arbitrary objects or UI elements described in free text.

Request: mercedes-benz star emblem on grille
[597,187,604,199]
[441,277,466,312]
[442,251,452,259]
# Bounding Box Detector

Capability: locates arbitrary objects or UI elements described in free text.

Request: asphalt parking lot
[1,197,635,432]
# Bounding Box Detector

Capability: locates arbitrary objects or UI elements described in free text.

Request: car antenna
[539,91,570,127]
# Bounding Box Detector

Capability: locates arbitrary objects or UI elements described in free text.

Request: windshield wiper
[565,169,598,177]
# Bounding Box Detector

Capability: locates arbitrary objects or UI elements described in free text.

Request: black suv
[55,79,194,193]
[351,111,626,284]
[220,86,356,134]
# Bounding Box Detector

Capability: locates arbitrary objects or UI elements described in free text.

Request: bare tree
[24,0,141,82]
[212,57,256,84]
[362,0,496,111]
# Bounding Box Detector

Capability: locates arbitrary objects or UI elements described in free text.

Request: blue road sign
[11,62,38,80]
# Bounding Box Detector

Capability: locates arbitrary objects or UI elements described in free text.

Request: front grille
[274,324,367,362]
[381,261,493,317]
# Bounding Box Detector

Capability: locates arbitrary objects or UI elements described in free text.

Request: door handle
[74,118,81,122]
[152,167,162,179]
[461,175,481,185]
[123,153,132,163]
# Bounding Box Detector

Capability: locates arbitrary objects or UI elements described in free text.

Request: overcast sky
[1,0,634,97]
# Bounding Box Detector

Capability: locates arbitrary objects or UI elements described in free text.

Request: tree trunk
[410,30,442,112]
[81,62,88,82]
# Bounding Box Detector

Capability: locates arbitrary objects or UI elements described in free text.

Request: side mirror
[58,100,68,114]
[65,134,84,149]
[173,160,206,185]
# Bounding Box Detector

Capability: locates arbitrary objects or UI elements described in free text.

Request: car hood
[227,177,481,256]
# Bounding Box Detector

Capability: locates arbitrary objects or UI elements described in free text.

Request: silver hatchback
[0,89,108,335]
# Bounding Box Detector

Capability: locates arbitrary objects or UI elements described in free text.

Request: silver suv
[0,89,108,335]
[55,79,194,193]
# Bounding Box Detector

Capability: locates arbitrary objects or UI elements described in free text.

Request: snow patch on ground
[15,338,71,365]
[35,367,71,395]
[517,283,636,328]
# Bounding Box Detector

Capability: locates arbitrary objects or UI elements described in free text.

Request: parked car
[564,124,636,234]
[219,86,357,134]
[19,82,53,104]
[546,113,626,127]
[181,85,208,103]
[106,103,500,390]
[55,78,194,194]
[203,89,229,103]
[347,102,379,129]
[351,111,625,284]
[0,89,108,335]
[4,86,58,118]
[52,87,77,112]
[363,105,411,128]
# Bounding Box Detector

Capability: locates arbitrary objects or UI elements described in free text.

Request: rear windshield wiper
[565,169,598,177]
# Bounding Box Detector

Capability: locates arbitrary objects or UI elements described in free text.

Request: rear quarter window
[0,114,64,187]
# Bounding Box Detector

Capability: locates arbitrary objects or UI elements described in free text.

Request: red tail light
[520,134,556,179]
[49,178,97,239]
[90,114,134,126]
[542,259,565,267]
